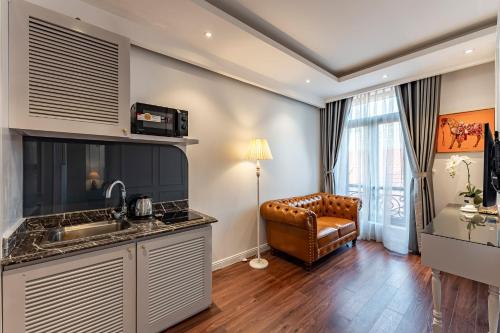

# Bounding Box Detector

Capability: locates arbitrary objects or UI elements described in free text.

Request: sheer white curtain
[334,87,410,254]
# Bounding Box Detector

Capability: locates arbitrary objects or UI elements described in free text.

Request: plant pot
[461,196,478,212]
[463,196,474,205]
[464,195,482,207]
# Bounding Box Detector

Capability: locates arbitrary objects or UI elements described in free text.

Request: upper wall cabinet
[9,0,130,138]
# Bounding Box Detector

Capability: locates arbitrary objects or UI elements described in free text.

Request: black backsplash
[23,137,188,217]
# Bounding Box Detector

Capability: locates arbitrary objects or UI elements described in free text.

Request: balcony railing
[347,184,405,226]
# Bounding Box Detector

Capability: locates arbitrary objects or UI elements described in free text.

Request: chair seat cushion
[317,223,339,248]
[317,216,356,238]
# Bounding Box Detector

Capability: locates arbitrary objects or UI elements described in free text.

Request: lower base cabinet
[3,244,137,333]
[137,226,212,332]
[2,225,212,333]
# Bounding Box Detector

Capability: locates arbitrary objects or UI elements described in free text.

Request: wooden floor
[167,241,493,333]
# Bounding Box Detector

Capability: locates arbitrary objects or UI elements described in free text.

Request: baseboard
[212,243,270,271]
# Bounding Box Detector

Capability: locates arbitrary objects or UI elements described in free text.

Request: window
[335,87,409,253]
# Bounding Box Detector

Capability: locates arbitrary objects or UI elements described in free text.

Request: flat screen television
[483,123,496,207]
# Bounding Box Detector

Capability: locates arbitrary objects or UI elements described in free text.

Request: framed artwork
[436,108,495,153]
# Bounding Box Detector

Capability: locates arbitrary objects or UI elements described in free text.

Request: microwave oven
[131,103,188,137]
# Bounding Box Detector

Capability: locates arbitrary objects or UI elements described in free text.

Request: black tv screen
[483,123,496,207]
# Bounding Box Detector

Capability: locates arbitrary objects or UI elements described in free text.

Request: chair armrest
[260,201,316,230]
[321,194,361,223]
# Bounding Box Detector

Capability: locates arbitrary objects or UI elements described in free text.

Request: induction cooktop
[162,210,203,224]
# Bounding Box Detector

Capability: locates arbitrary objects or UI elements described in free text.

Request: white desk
[422,205,500,333]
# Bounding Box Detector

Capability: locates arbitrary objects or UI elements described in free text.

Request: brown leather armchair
[260,192,361,269]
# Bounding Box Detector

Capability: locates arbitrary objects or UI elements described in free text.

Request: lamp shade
[246,138,273,161]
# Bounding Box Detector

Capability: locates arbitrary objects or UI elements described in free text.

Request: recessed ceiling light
[382,74,388,79]
[205,31,212,38]
[305,79,311,83]
[464,49,474,54]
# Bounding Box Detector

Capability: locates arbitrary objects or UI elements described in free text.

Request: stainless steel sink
[41,220,135,246]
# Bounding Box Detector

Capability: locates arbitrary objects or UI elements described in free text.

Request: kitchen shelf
[128,134,199,145]
[17,129,199,146]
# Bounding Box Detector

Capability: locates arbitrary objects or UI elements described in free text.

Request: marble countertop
[2,201,217,268]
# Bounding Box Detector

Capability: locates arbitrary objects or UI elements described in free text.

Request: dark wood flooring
[166,241,493,333]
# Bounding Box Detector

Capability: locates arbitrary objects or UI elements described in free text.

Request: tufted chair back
[320,193,360,221]
[278,193,324,217]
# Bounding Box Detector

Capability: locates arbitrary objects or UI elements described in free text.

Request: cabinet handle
[127,247,133,254]
[141,245,146,250]
[122,128,128,136]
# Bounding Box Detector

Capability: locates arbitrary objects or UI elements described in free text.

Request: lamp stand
[249,160,268,269]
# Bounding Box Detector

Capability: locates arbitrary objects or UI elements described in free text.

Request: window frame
[343,91,408,227]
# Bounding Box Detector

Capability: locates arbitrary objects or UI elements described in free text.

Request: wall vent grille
[147,237,206,324]
[24,258,125,333]
[28,16,119,124]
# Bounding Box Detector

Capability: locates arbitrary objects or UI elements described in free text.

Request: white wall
[0,0,320,267]
[433,62,495,213]
[0,0,24,240]
[130,47,320,264]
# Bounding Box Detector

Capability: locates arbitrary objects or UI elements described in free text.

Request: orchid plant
[445,155,482,205]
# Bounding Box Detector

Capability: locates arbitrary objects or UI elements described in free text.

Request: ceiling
[36,0,498,107]
[208,0,498,76]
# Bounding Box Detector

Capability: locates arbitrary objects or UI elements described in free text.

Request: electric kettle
[130,196,153,218]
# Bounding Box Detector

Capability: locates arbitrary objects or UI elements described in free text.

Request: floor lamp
[246,138,273,269]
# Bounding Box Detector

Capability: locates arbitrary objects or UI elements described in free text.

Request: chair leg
[352,239,357,246]
[304,262,313,271]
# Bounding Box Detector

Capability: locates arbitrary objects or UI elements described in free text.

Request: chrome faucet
[105,180,128,220]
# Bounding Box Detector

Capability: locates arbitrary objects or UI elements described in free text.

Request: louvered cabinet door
[3,244,136,333]
[9,0,130,137]
[137,226,212,333]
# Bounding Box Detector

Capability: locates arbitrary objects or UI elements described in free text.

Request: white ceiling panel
[209,0,498,75]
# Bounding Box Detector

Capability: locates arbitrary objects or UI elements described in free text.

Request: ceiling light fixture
[305,79,311,83]
[382,74,388,79]
[464,49,474,54]
[205,31,212,38]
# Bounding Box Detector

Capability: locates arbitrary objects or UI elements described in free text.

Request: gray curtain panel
[395,75,441,253]
[320,98,353,194]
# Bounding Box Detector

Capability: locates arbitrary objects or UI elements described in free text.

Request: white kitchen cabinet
[137,226,212,333]
[9,0,130,138]
[3,244,136,333]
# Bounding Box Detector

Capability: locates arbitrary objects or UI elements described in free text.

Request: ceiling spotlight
[205,31,212,38]
[305,79,311,83]
[464,49,474,54]
[382,74,388,79]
